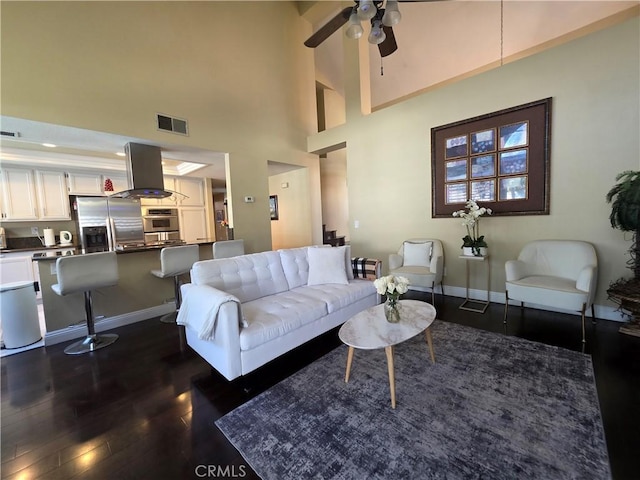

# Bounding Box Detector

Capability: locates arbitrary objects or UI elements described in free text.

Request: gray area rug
[216,320,610,479]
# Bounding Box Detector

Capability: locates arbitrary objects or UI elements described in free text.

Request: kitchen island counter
[35,242,213,343]
[31,240,214,261]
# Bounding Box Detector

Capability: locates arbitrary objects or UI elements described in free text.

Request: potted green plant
[605,170,640,337]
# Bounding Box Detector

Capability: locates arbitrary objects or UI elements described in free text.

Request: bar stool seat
[212,239,245,259]
[52,252,119,355]
[151,245,199,324]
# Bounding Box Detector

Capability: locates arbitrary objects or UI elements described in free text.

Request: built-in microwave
[142,207,179,233]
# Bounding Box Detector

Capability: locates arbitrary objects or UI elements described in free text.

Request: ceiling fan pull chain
[380,57,384,76]
[500,0,504,66]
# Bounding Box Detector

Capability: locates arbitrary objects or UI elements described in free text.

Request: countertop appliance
[75,196,145,251]
[142,207,180,244]
[59,231,73,245]
[0,227,6,249]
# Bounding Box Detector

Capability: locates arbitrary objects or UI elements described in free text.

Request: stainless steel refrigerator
[75,196,145,251]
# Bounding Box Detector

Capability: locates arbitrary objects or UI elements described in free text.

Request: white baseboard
[441,285,627,322]
[44,303,175,346]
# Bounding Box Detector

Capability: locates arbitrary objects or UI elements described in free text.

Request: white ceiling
[0,115,228,179]
[307,1,638,107]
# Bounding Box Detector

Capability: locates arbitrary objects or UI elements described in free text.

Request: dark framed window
[431,98,552,217]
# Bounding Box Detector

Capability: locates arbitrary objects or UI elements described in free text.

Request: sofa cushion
[191,251,289,303]
[239,291,328,350]
[293,279,376,314]
[279,246,312,290]
[307,246,349,286]
[403,241,432,267]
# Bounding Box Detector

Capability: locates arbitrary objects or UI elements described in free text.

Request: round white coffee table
[338,299,437,409]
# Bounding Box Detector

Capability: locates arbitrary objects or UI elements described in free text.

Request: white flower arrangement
[374,274,410,297]
[452,200,492,254]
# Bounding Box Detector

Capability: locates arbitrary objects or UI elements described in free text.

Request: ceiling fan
[304,0,442,58]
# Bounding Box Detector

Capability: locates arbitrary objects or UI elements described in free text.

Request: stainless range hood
[117,142,172,199]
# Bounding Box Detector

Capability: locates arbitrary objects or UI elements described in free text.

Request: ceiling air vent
[156,114,188,136]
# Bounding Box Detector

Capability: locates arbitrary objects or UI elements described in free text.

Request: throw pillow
[403,241,432,267]
[307,246,349,285]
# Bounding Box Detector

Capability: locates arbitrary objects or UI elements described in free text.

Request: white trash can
[1,281,41,349]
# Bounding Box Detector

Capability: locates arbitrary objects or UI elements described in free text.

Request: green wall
[309,16,640,311]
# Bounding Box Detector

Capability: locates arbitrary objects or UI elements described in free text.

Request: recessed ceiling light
[42,143,56,148]
[116,152,126,157]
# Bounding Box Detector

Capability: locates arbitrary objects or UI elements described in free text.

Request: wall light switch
[31,227,39,235]
[281,182,289,189]
[354,220,360,229]
[244,196,255,203]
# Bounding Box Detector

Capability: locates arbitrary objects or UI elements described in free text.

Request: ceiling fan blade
[378,26,398,57]
[304,7,353,48]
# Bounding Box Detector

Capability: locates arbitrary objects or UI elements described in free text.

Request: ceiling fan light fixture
[368,19,386,45]
[345,9,364,39]
[357,0,377,21]
[382,0,401,26]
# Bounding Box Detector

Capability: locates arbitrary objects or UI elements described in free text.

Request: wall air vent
[0,131,20,138]
[156,114,188,136]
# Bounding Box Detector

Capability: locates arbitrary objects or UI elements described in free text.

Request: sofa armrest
[177,283,242,342]
[389,253,403,270]
[505,259,527,282]
[576,265,597,294]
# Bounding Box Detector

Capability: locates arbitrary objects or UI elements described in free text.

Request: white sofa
[177,246,380,380]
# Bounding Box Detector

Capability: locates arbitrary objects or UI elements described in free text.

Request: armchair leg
[591,304,597,325]
[581,303,587,344]
[431,282,435,305]
[503,290,509,325]
[441,283,445,298]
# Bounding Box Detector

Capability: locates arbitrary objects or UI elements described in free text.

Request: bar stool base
[64,333,119,355]
[160,311,178,324]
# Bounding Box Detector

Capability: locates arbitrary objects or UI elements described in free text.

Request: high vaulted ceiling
[1,1,637,180]
[303,1,639,108]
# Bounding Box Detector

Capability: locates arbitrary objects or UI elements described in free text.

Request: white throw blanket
[177,285,241,340]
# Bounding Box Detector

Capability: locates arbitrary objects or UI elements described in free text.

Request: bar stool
[151,245,199,324]
[51,252,119,355]
[212,239,245,259]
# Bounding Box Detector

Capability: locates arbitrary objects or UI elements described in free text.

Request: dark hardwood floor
[2,293,639,479]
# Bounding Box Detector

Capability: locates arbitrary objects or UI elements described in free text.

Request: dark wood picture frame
[431,98,551,217]
[269,195,279,220]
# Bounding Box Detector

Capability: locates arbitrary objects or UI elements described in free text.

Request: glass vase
[384,294,401,323]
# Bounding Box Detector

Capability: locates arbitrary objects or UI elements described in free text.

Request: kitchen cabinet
[66,172,103,195]
[0,168,71,221]
[180,208,209,243]
[35,170,71,220]
[0,253,35,285]
[0,167,39,220]
[0,251,41,299]
[176,178,205,207]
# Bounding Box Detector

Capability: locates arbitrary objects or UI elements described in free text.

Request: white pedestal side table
[338,300,436,409]
[458,254,491,313]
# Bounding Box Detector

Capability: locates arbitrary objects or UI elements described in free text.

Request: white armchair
[388,239,444,304]
[504,240,598,343]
